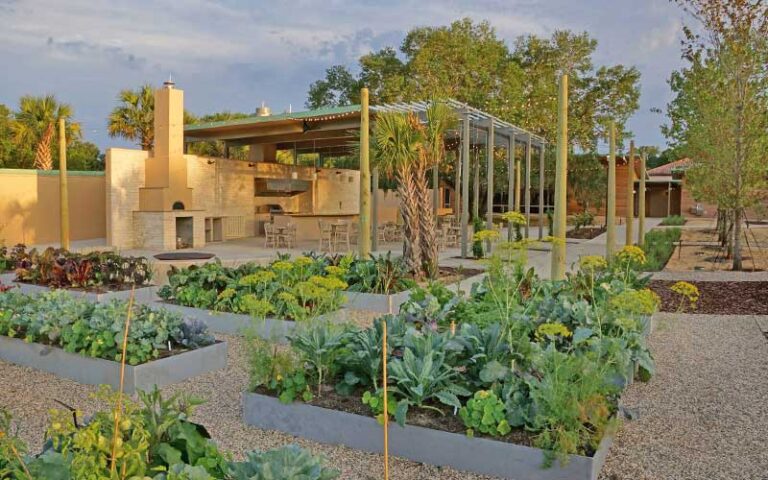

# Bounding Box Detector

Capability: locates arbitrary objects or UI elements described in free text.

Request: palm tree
[108,84,154,150]
[416,102,458,277]
[13,95,80,170]
[373,111,424,278]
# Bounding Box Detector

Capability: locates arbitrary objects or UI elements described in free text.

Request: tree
[108,84,154,150]
[12,95,80,170]
[186,111,249,159]
[372,111,423,277]
[665,0,768,270]
[64,141,102,171]
[0,104,17,167]
[569,153,607,211]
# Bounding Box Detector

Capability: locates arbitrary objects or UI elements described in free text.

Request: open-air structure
[105,82,546,256]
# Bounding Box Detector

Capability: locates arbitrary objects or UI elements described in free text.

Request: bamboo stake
[6,440,32,480]
[110,286,136,475]
[382,317,389,480]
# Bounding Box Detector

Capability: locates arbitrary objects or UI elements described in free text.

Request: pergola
[183,99,547,257]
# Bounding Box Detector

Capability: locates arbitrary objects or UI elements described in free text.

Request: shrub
[641,228,682,271]
[573,211,595,230]
[660,215,686,226]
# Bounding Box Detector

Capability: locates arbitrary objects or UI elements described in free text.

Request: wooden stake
[382,317,389,480]
[606,121,617,258]
[550,74,568,281]
[59,118,70,250]
[110,286,135,475]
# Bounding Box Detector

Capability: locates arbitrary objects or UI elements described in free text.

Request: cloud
[0,0,686,150]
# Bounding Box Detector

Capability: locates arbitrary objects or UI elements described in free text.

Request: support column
[454,150,461,220]
[372,167,379,252]
[524,135,532,237]
[507,134,515,240]
[58,118,70,250]
[460,113,471,258]
[626,140,635,246]
[358,87,371,257]
[538,143,546,239]
[638,152,646,245]
[514,149,522,213]
[551,74,568,281]
[486,118,495,253]
[667,182,672,216]
[606,121,617,258]
[472,150,480,220]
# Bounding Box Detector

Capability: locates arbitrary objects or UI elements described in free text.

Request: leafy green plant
[573,211,594,230]
[361,389,397,425]
[288,322,347,396]
[471,217,485,259]
[228,445,338,480]
[640,228,681,271]
[459,390,511,437]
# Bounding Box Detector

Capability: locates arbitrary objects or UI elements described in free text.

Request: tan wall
[0,168,105,246]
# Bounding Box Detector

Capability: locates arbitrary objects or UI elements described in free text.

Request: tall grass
[641,228,682,271]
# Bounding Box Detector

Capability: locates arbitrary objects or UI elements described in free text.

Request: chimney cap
[163,73,175,88]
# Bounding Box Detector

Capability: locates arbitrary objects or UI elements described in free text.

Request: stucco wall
[0,168,105,246]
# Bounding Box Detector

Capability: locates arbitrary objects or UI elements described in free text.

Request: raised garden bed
[566,226,606,240]
[242,391,612,480]
[649,280,768,315]
[7,280,158,303]
[344,269,485,313]
[153,301,348,339]
[0,335,226,393]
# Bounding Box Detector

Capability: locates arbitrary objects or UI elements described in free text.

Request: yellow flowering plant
[579,255,608,272]
[670,281,699,312]
[614,245,646,267]
[535,323,573,342]
[501,211,527,225]
[473,229,501,243]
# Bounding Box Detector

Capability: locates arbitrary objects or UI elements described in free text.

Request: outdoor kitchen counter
[273,213,358,241]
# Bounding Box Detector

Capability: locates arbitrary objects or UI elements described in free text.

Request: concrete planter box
[343,272,487,314]
[152,302,347,340]
[242,392,612,480]
[7,281,157,304]
[0,336,227,394]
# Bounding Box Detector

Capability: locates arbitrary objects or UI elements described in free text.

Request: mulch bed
[566,226,606,240]
[649,280,768,315]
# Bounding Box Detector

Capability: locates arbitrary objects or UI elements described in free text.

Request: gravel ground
[1,311,767,479]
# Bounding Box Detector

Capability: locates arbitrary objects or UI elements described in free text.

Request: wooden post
[638,152,647,246]
[460,113,471,258]
[524,135,532,237]
[58,118,70,250]
[514,149,522,213]
[472,150,480,220]
[606,121,617,258]
[359,88,371,257]
[551,75,568,281]
[372,167,379,252]
[667,182,672,216]
[381,317,389,480]
[625,140,635,245]
[486,118,495,253]
[538,143,545,239]
[454,150,461,221]
[506,134,516,241]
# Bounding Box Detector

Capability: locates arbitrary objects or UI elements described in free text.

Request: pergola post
[606,121,617,258]
[626,140,635,246]
[454,150,461,220]
[485,118,495,253]
[514,149,522,213]
[637,152,646,245]
[551,74,568,281]
[372,167,379,252]
[506,133,516,241]
[472,149,480,220]
[460,112,471,258]
[524,135,532,237]
[358,87,371,257]
[58,118,70,250]
[538,143,546,239]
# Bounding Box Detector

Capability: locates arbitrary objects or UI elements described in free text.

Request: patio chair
[334,221,352,252]
[264,222,279,248]
[282,223,297,248]
[318,220,334,252]
[377,224,389,244]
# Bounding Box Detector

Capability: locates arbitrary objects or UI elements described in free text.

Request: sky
[0,0,689,152]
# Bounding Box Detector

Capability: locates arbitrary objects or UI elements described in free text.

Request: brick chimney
[139,81,193,211]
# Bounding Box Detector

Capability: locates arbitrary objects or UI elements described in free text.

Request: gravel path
[1,312,766,479]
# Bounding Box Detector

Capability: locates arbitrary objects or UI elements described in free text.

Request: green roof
[184,105,361,132]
